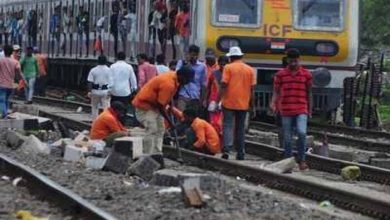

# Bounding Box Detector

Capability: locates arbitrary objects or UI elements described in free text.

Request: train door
[59,0,73,57]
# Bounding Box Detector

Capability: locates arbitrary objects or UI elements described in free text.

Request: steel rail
[250,121,390,153]
[308,121,390,140]
[0,154,119,220]
[245,141,390,185]
[26,107,390,219]
[163,146,390,219]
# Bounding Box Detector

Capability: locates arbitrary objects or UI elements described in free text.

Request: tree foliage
[362,0,390,47]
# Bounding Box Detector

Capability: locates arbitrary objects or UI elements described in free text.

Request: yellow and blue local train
[0,0,359,114]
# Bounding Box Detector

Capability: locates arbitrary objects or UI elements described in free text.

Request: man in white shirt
[109,51,137,107]
[87,55,113,120]
[155,54,169,74]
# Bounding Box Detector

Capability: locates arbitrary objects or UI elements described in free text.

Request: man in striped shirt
[271,49,312,171]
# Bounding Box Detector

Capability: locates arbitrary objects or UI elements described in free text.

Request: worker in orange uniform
[33,47,48,96]
[220,46,256,160]
[205,55,229,134]
[204,48,219,79]
[132,65,194,163]
[90,101,127,140]
[182,108,221,155]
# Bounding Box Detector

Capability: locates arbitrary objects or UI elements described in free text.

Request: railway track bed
[0,137,367,220]
[4,99,390,219]
[0,174,68,220]
[250,121,390,155]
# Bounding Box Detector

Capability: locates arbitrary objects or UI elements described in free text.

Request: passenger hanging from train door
[175,45,207,115]
[110,1,120,57]
[270,49,312,171]
[10,12,17,45]
[0,12,5,46]
[127,0,137,62]
[167,0,178,60]
[175,1,190,59]
[4,11,12,46]
[151,0,168,58]
[119,7,129,57]
[148,1,158,58]
[87,55,113,120]
[77,6,90,58]
[61,6,71,56]
[37,11,44,53]
[220,46,256,161]
[50,5,61,57]
[95,15,106,55]
[16,10,24,48]
[27,9,38,47]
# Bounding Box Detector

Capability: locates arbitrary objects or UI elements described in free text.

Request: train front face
[203,0,359,94]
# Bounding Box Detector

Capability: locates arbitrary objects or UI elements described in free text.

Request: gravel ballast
[0,130,373,220]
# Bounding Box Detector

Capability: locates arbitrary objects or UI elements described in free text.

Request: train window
[212,0,262,28]
[293,0,345,32]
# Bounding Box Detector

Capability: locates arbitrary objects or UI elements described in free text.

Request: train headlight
[312,67,331,87]
[218,38,240,51]
[316,42,338,56]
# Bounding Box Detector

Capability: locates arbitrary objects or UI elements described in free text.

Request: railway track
[23,100,390,219]
[0,154,118,220]
[250,121,390,153]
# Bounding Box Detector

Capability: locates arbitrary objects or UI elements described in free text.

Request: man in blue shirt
[176,44,207,111]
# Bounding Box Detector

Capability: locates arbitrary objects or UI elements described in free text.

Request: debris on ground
[265,157,297,173]
[341,166,361,181]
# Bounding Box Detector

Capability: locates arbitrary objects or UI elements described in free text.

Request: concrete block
[128,156,161,181]
[0,119,39,130]
[64,145,88,162]
[49,139,71,157]
[6,112,52,129]
[103,136,144,174]
[86,156,108,170]
[370,158,390,169]
[328,146,355,162]
[152,169,182,186]
[5,130,27,149]
[20,135,50,155]
[178,173,225,192]
[114,137,144,159]
[152,169,225,191]
[12,104,40,116]
[265,157,297,173]
[103,152,131,174]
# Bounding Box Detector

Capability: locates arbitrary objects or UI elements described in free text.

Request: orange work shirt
[206,63,219,79]
[175,12,190,37]
[90,108,126,140]
[132,71,179,111]
[222,60,256,110]
[35,54,48,76]
[191,118,221,154]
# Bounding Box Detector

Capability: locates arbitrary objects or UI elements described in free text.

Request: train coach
[0,0,359,116]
